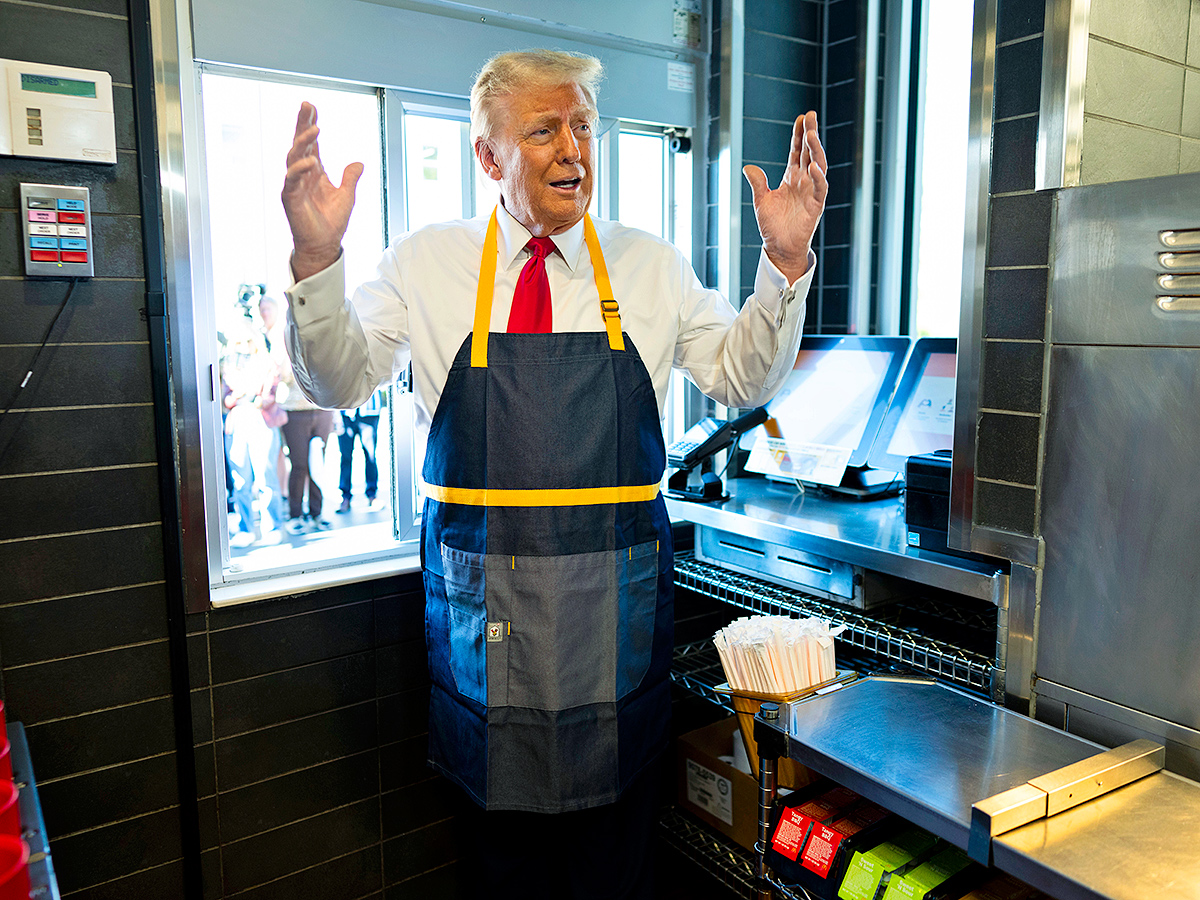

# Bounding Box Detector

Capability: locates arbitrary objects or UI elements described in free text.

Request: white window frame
[158,16,703,609]
[183,66,424,608]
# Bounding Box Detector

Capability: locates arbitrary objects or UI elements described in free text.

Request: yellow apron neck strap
[583,215,625,352]
[471,208,500,368]
[471,208,624,368]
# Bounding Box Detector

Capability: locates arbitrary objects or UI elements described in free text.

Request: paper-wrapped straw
[712,615,846,693]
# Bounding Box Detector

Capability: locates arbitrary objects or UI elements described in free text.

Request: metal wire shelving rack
[673,551,997,697]
[662,551,1004,897]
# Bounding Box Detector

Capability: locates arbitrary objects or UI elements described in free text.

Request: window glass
[200,72,399,579]
[619,132,666,237]
[405,114,465,230]
[911,0,973,337]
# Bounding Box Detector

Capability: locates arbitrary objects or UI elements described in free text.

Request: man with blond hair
[282,47,826,898]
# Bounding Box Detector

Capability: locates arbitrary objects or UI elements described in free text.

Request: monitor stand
[814,465,902,500]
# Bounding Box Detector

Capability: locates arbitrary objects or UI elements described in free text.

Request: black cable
[0,278,77,467]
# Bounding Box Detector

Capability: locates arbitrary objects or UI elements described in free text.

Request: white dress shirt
[284,204,813,443]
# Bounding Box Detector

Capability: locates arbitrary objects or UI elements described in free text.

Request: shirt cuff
[753,248,817,324]
[284,251,345,326]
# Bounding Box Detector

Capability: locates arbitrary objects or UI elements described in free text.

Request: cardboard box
[677,716,760,852]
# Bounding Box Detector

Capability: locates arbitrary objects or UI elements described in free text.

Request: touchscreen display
[882,351,956,458]
[768,347,900,451]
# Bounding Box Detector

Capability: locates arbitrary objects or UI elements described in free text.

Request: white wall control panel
[20,183,94,278]
[0,59,116,165]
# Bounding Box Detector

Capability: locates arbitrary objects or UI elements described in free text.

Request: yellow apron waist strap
[422,482,661,507]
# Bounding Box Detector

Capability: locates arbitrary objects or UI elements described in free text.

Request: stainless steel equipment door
[1039,343,1200,731]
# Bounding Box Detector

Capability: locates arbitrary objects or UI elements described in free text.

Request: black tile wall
[984,268,1048,340]
[221,797,380,894]
[972,3,1051,540]
[997,0,1047,42]
[218,750,380,843]
[974,480,1038,535]
[1,4,473,898]
[993,38,1044,120]
[213,701,379,791]
[39,753,180,839]
[65,861,186,900]
[977,412,1040,486]
[49,807,183,894]
[991,116,1039,194]
[980,340,1045,413]
[0,405,157,475]
[231,848,382,900]
[745,0,822,39]
[22,699,176,781]
[988,191,1053,268]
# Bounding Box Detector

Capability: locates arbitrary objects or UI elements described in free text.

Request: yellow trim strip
[471,208,500,368]
[584,215,624,351]
[422,482,661,507]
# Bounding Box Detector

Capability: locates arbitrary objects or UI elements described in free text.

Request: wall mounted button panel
[19,183,93,277]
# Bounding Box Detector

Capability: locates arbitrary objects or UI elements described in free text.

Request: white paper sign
[685,758,733,825]
[667,62,695,93]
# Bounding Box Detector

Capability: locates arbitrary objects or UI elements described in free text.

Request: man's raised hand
[282,102,364,282]
[742,111,828,284]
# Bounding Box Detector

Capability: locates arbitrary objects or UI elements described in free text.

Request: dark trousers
[281,409,333,518]
[467,755,664,900]
[337,412,379,499]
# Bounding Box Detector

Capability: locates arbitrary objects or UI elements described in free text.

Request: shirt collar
[495,202,586,274]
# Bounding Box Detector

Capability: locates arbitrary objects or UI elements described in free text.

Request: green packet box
[836,826,939,900]
[880,846,975,900]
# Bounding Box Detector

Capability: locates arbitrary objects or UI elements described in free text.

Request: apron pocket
[615,540,660,700]
[441,544,489,706]
[489,540,661,711]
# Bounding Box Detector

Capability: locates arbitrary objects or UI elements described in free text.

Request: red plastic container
[0,784,17,838]
[0,741,11,784]
[0,835,28,900]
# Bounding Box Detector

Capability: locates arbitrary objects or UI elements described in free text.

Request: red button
[58,211,86,224]
[61,251,89,263]
[30,250,60,262]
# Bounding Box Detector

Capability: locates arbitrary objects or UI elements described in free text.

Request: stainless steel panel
[1004,563,1037,706]
[1036,678,1200,781]
[949,0,997,555]
[779,677,1102,851]
[1053,172,1200,345]
[1036,0,1089,190]
[667,479,1008,603]
[695,527,858,602]
[994,771,1200,900]
[1040,345,1200,731]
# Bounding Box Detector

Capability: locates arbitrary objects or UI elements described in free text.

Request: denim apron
[421,210,674,812]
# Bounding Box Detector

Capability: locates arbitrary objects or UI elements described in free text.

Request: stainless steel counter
[780,677,1102,851]
[769,677,1200,900]
[995,770,1200,900]
[666,477,1008,604]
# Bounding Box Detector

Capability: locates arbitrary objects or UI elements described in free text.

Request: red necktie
[507,237,555,333]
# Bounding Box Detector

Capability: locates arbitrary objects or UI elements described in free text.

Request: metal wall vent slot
[1159,229,1200,249]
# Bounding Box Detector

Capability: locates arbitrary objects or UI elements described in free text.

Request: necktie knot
[525,237,555,260]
